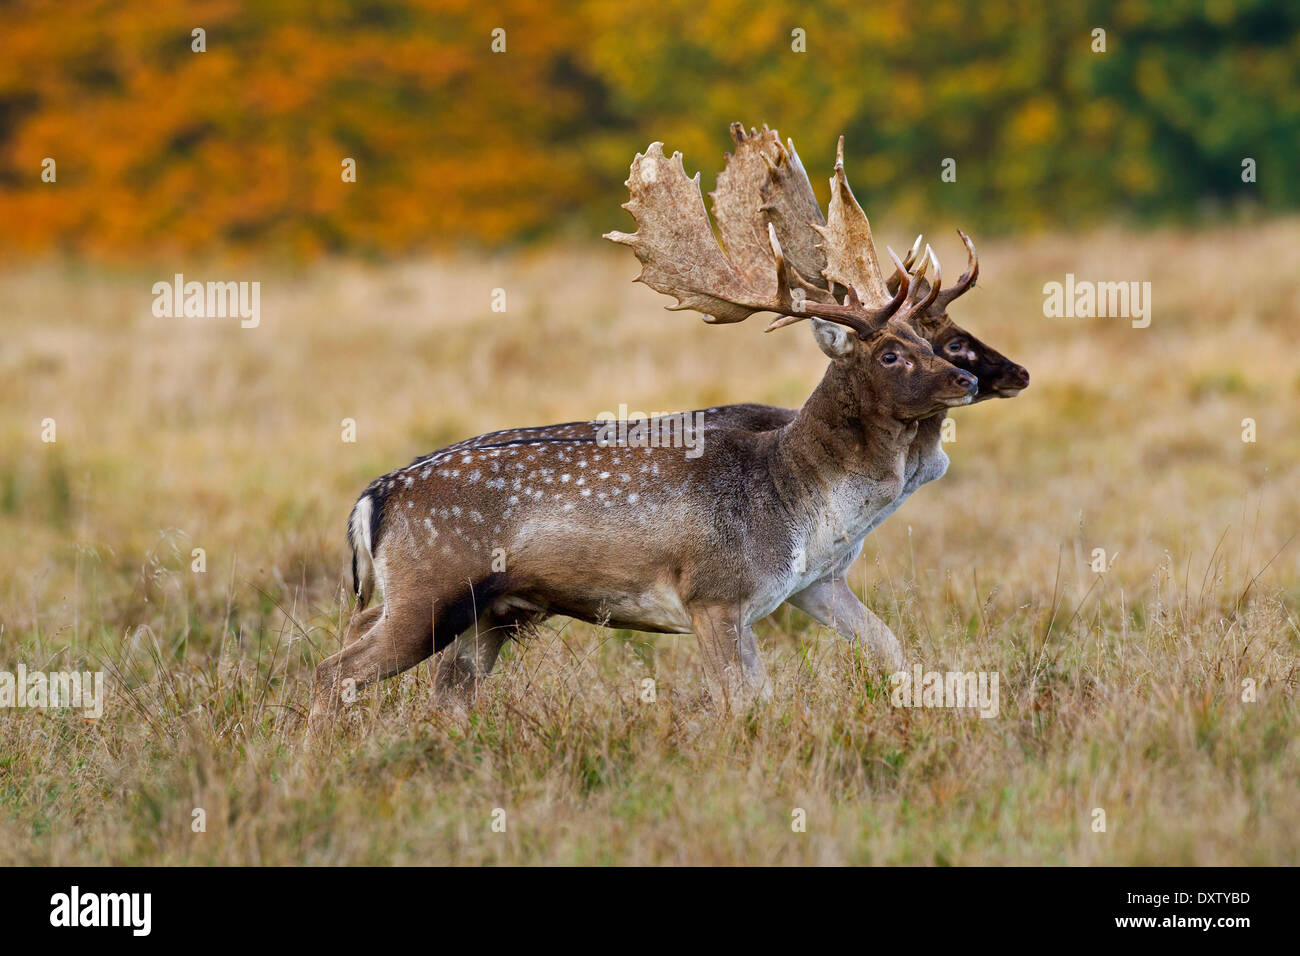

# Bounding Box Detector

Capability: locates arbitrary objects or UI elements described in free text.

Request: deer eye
[880,352,898,366]
[946,340,965,354]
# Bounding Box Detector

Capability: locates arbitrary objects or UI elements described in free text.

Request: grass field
[1,221,1297,864]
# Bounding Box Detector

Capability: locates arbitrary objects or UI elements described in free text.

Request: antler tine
[885,247,912,296]
[907,244,934,299]
[896,246,942,324]
[907,241,929,282]
[902,234,923,270]
[766,223,795,312]
[934,228,978,308]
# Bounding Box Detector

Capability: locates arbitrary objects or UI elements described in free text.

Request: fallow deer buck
[307,133,985,737]
[402,125,1028,702]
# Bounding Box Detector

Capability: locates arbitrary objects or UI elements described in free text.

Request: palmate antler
[604,136,937,340]
[709,124,899,308]
[813,136,895,306]
[709,122,980,319]
[710,124,829,292]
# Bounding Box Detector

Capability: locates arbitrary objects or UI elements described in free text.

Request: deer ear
[810,317,857,359]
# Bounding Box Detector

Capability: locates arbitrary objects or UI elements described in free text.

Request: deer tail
[348,494,377,609]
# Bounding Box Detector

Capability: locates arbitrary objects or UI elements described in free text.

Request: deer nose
[1014,365,1030,384]
[954,371,978,394]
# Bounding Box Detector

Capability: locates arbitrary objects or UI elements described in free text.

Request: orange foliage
[0,0,1294,259]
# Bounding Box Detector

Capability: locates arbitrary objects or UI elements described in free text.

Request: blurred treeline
[0,0,1296,259]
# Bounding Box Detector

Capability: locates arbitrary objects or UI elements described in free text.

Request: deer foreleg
[787,578,903,671]
[689,606,772,708]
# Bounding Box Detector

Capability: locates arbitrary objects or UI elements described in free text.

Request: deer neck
[909,412,946,474]
[914,410,945,444]
[772,361,918,509]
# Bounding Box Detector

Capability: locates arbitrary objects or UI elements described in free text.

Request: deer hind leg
[342,604,384,648]
[689,606,772,709]
[786,577,903,671]
[433,626,507,706]
[307,598,435,739]
[433,609,536,709]
[307,573,512,739]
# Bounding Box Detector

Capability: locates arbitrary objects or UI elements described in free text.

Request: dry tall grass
[0,221,1297,864]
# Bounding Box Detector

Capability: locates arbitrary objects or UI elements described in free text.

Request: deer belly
[535,581,694,634]
[509,507,709,633]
